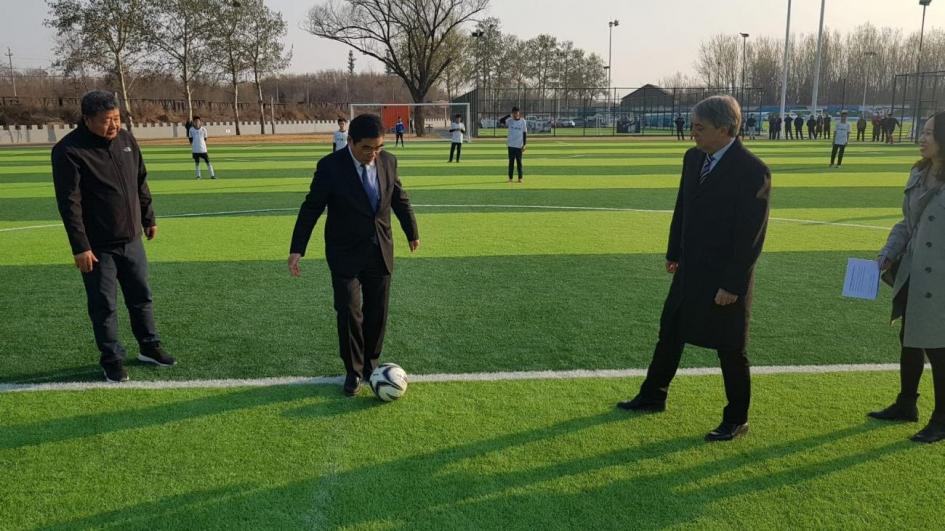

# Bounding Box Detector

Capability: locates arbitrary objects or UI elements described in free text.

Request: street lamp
[914,0,933,142]
[862,51,876,115]
[607,19,619,133]
[739,33,750,112]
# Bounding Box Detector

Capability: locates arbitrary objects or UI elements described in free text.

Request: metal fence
[891,71,945,142]
[454,86,765,137]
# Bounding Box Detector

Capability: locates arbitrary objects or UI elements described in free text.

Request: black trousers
[676,128,685,140]
[330,244,391,380]
[508,147,524,179]
[395,133,404,146]
[786,126,793,140]
[894,286,945,423]
[857,129,866,141]
[80,237,160,364]
[795,126,804,140]
[639,305,751,424]
[830,144,847,166]
[449,142,462,162]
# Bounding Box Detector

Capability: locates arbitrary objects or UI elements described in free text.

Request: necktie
[699,153,714,184]
[360,163,379,213]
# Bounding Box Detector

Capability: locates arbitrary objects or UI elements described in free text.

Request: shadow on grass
[34,406,912,530]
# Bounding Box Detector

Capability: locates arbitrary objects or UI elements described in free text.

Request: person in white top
[188,116,216,179]
[500,106,527,182]
[830,111,851,168]
[332,117,348,152]
[448,114,465,163]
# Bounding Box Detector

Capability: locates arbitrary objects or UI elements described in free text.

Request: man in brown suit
[289,114,420,396]
[618,95,772,442]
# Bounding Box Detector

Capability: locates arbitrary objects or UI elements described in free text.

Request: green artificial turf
[0,139,916,382]
[2,372,943,530]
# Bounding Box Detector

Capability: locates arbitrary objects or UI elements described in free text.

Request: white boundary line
[0,363,917,393]
[0,205,892,233]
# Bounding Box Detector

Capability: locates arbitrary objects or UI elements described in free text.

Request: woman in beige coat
[870,111,945,444]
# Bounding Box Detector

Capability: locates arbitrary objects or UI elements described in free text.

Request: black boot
[868,393,919,422]
[911,418,945,443]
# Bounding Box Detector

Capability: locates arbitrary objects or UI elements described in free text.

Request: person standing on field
[830,111,851,168]
[333,117,349,152]
[500,106,527,182]
[448,114,465,163]
[189,116,216,179]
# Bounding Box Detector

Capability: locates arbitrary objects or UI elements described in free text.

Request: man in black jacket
[288,114,420,396]
[617,95,771,442]
[51,91,175,383]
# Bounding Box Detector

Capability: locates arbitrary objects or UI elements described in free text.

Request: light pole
[914,0,932,142]
[607,19,619,125]
[740,33,749,113]
[861,51,876,115]
[811,0,826,117]
[779,0,792,122]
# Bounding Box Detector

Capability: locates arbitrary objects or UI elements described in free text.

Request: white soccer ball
[369,363,408,402]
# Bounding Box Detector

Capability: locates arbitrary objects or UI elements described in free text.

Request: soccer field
[1,138,942,529]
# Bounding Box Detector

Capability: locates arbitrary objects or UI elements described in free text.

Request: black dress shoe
[616,395,666,413]
[911,420,945,444]
[868,395,919,422]
[705,422,749,442]
[343,374,362,397]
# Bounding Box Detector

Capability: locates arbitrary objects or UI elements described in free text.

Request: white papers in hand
[842,258,880,300]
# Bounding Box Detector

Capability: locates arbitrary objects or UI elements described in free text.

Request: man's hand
[145,225,158,240]
[288,253,302,277]
[715,288,738,306]
[409,240,420,252]
[666,261,679,274]
[877,254,892,272]
[74,250,98,273]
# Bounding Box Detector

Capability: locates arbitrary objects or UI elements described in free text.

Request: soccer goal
[349,102,472,142]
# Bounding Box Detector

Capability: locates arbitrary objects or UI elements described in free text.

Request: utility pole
[5,47,16,97]
[914,0,933,142]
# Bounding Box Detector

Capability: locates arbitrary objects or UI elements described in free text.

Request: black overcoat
[660,139,771,351]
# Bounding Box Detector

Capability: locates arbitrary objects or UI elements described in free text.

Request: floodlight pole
[914,0,932,142]
[810,0,826,117]
[778,0,792,122]
[607,19,619,123]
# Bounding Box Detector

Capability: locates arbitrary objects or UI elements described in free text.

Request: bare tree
[242,0,290,134]
[305,0,489,135]
[210,0,252,135]
[143,0,215,122]
[46,0,150,131]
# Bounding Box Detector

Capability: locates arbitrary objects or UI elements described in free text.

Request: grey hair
[692,95,742,137]
[81,90,119,117]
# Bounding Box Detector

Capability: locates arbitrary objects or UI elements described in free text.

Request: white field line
[0,363,920,393]
[0,205,891,232]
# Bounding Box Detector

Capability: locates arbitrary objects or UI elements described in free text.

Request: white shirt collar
[705,137,736,161]
[348,146,376,171]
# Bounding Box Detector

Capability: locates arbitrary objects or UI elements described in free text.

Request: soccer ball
[369,363,408,402]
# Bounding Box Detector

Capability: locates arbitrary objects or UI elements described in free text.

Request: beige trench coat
[881,167,945,348]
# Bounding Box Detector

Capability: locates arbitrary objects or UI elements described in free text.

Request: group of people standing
[48,90,945,445]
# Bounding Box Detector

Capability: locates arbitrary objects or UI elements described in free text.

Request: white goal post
[349,102,472,142]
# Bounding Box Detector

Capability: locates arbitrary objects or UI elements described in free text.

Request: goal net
[349,102,472,142]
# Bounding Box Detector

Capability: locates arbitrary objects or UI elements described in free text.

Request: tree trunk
[255,71,265,135]
[117,59,134,133]
[231,69,241,135]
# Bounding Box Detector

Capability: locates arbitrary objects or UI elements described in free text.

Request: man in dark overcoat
[618,95,772,442]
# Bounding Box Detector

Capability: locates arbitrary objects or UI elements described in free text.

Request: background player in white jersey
[448,114,465,163]
[332,117,348,152]
[830,111,851,168]
[188,116,216,179]
[500,106,527,182]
